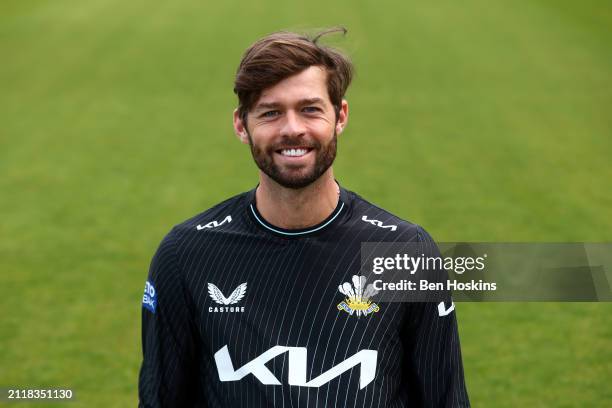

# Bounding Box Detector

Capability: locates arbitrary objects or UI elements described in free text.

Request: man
[139,29,470,407]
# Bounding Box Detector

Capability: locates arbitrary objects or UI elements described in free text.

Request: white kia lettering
[214,345,377,389]
[197,215,232,230]
[437,301,455,316]
[361,215,397,231]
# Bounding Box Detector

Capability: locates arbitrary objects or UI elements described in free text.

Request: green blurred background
[1,0,611,406]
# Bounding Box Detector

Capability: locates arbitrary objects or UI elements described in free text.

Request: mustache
[270,138,320,151]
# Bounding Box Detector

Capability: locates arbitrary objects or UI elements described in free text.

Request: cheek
[249,124,276,143]
[310,121,336,138]
[313,112,336,129]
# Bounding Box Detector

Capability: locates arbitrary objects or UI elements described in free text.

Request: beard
[248,131,337,189]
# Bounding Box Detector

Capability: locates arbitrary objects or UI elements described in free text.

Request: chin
[270,170,322,189]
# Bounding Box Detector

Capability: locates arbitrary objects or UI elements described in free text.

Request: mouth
[275,147,313,158]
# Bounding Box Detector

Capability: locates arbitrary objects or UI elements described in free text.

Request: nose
[279,110,306,138]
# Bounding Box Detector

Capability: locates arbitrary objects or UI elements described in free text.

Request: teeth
[280,148,308,157]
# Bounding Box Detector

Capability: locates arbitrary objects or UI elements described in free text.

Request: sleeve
[138,229,201,408]
[401,226,470,407]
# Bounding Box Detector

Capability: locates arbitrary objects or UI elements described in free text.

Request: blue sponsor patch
[142,280,157,313]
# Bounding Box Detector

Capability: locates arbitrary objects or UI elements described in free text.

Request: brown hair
[233,28,354,123]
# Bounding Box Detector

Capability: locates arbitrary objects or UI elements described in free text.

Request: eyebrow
[253,97,326,112]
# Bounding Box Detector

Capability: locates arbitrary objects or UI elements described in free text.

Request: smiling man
[139,29,470,407]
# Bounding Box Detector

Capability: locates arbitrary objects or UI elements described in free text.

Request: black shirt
[139,186,470,407]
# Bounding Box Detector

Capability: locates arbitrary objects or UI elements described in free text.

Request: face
[234,66,348,189]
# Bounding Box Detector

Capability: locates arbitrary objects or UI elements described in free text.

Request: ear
[335,99,349,135]
[233,109,250,144]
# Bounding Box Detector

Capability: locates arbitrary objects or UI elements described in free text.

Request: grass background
[1,0,611,406]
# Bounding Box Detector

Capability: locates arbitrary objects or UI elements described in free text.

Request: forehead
[255,66,330,107]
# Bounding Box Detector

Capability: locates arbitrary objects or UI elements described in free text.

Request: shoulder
[171,190,250,236]
[346,189,435,243]
[151,190,251,258]
[146,192,251,286]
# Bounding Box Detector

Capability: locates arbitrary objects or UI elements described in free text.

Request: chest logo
[215,345,377,389]
[337,275,380,316]
[208,282,247,313]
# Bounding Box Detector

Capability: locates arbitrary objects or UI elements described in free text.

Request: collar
[246,183,350,238]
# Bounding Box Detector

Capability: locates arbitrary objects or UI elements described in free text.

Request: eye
[302,106,321,113]
[261,110,280,118]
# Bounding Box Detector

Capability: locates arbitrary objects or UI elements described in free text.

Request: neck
[255,169,339,229]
